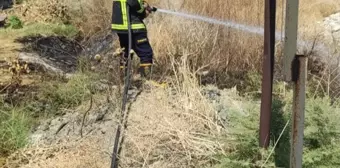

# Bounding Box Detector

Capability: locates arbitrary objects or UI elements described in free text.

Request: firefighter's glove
[143,1,152,17]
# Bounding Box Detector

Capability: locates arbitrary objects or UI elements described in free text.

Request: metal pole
[290,55,307,168]
[260,0,276,148]
[283,0,299,82]
[283,0,300,82]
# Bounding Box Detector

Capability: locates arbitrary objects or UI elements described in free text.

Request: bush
[211,87,340,167]
[6,15,23,29]
[304,146,340,168]
[302,97,340,167]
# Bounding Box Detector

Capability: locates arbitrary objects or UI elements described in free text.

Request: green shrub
[0,108,32,156]
[303,146,340,168]
[213,88,340,167]
[212,91,276,167]
[302,97,340,167]
[239,72,262,96]
[6,16,23,29]
[304,97,338,148]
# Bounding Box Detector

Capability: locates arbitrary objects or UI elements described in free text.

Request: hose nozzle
[146,6,157,13]
[151,6,157,12]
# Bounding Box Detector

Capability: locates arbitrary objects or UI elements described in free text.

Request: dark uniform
[0,0,13,10]
[112,0,154,78]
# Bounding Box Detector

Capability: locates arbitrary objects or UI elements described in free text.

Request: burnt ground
[13,32,115,73]
[14,35,84,73]
[0,31,115,106]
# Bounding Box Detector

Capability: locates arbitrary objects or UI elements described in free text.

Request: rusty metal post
[260,0,276,148]
[283,0,300,82]
[290,55,308,168]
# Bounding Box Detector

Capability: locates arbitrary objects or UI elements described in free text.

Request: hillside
[1,0,340,167]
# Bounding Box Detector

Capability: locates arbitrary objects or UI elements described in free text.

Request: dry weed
[147,13,264,79]
[4,0,71,23]
[146,0,340,87]
[150,0,339,31]
[65,0,111,40]
[4,137,111,168]
[118,55,227,168]
[3,57,232,168]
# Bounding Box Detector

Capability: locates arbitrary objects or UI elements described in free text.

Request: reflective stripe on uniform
[112,0,146,30]
[112,23,146,30]
[122,1,127,26]
[137,0,144,13]
[140,63,152,67]
[132,24,146,29]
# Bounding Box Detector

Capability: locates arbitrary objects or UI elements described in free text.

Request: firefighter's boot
[139,64,152,81]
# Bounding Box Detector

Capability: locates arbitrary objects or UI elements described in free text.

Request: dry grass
[144,0,340,86]
[119,56,227,167]
[4,58,233,168]
[63,0,112,40]
[2,0,340,167]
[4,137,112,168]
[5,0,340,76]
[149,0,340,30]
[148,14,265,77]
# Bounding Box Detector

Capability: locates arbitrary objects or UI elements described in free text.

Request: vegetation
[0,71,108,163]
[0,22,79,39]
[0,103,32,156]
[209,81,340,167]
[5,15,23,29]
[0,0,340,167]
[34,73,99,115]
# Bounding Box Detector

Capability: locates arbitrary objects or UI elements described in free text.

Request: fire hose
[110,2,157,168]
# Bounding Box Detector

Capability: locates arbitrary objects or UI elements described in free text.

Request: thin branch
[80,94,94,138]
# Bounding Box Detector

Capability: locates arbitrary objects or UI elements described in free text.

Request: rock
[324,12,340,34]
[0,14,7,21]
[333,25,340,32]
[27,103,116,147]
[0,14,7,27]
[18,52,65,75]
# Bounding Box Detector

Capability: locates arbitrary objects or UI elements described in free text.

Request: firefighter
[112,0,154,80]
